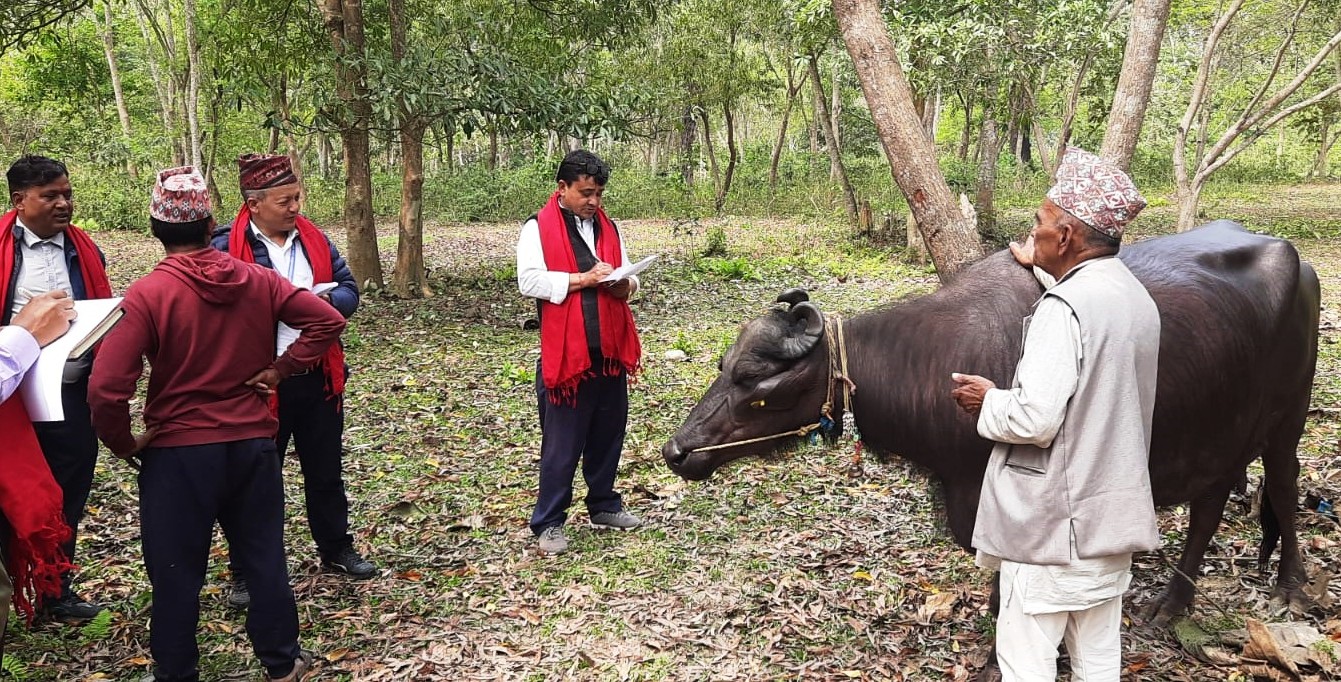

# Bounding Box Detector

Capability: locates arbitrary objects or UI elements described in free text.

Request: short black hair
[555,150,610,185]
[7,155,69,196]
[150,216,213,248]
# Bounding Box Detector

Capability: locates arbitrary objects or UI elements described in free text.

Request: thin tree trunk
[700,109,721,194]
[183,0,203,168]
[832,0,984,280]
[487,126,498,170]
[958,92,973,161]
[830,60,842,168]
[680,105,696,186]
[1100,0,1172,170]
[716,101,739,213]
[974,115,1002,232]
[770,69,801,191]
[808,53,860,226]
[445,124,455,174]
[132,0,181,164]
[98,0,137,179]
[321,0,381,288]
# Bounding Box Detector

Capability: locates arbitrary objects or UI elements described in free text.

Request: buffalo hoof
[1140,587,1192,628]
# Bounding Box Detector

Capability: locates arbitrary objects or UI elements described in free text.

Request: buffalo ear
[773,301,825,359]
[776,288,810,309]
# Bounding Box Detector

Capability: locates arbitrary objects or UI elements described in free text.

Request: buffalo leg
[1144,485,1233,626]
[1260,434,1308,604]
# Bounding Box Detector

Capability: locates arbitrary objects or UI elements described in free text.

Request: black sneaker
[322,546,376,579]
[227,578,250,610]
[42,592,104,623]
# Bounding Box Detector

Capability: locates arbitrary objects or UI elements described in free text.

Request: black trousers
[140,439,300,682]
[31,377,99,594]
[275,372,352,555]
[529,370,628,535]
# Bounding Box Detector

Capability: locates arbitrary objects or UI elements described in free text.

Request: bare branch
[1236,0,1310,137]
[1174,0,1243,189]
[1201,80,1341,180]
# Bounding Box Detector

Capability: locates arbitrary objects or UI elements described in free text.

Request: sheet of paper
[20,297,124,422]
[600,254,660,283]
[311,282,338,296]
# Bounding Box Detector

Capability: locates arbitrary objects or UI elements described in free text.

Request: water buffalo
[662,220,1321,626]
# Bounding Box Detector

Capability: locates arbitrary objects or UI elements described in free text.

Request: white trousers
[996,564,1125,682]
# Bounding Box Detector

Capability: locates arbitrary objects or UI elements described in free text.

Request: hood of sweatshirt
[155,247,252,305]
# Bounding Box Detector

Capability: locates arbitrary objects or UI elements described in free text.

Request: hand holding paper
[601,254,659,283]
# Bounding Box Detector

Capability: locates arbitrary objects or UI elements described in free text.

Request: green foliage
[698,255,758,281]
[497,360,535,387]
[72,168,147,232]
[78,608,114,644]
[0,654,29,680]
[701,224,729,256]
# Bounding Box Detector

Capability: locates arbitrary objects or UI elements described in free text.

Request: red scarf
[536,192,640,404]
[0,209,109,622]
[229,205,346,401]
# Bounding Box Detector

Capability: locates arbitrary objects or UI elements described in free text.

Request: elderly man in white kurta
[950,147,1162,682]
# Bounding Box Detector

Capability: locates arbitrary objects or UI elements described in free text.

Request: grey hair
[242,188,270,202]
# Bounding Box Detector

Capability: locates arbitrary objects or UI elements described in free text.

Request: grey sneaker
[590,510,642,530]
[537,526,569,554]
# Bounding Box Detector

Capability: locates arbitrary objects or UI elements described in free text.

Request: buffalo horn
[774,301,825,359]
[775,288,810,309]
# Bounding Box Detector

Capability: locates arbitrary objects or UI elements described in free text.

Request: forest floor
[6,180,1341,681]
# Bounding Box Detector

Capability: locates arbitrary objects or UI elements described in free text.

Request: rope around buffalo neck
[686,315,856,455]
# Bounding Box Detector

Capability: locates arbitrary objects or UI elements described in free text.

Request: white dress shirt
[251,221,314,357]
[0,324,40,402]
[11,219,73,317]
[516,204,638,304]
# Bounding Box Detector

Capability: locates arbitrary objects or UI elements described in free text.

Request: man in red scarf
[516,150,644,555]
[210,153,373,609]
[89,166,340,682]
[0,155,112,622]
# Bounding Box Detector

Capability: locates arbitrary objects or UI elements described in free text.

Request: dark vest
[534,210,604,362]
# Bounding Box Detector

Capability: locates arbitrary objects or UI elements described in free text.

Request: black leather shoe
[227,578,250,610]
[43,593,104,622]
[322,546,376,579]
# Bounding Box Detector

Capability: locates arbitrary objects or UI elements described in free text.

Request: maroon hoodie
[89,247,345,456]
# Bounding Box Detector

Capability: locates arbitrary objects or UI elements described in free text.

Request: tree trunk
[830,60,842,174]
[389,0,427,298]
[715,101,738,213]
[98,0,136,179]
[832,0,983,280]
[770,69,801,191]
[321,0,382,288]
[1099,0,1172,171]
[318,133,332,177]
[680,105,696,186]
[974,115,1001,233]
[958,93,973,161]
[700,109,721,195]
[182,0,203,168]
[445,124,455,174]
[808,54,859,225]
[132,0,182,164]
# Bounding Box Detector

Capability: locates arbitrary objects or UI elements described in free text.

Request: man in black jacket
[211,153,374,609]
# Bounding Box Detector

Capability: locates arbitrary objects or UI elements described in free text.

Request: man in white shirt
[0,291,76,402]
[517,150,644,555]
[211,153,374,610]
[1,155,114,623]
[951,148,1161,681]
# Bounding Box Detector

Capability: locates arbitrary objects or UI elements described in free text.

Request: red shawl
[0,209,110,622]
[536,192,640,404]
[229,205,346,399]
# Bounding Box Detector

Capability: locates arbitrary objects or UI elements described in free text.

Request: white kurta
[976,265,1132,615]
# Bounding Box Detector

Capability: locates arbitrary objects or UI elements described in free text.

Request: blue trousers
[139,439,301,681]
[529,370,628,535]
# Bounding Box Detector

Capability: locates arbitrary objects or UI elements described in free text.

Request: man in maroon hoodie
[88,167,343,682]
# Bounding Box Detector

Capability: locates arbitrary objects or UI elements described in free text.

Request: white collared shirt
[11,218,73,318]
[516,203,637,304]
[250,221,314,357]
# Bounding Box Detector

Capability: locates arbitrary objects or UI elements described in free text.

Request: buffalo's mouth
[662,434,807,481]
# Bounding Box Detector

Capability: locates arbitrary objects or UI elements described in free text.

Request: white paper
[310,282,338,296]
[601,254,660,283]
[20,297,124,422]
